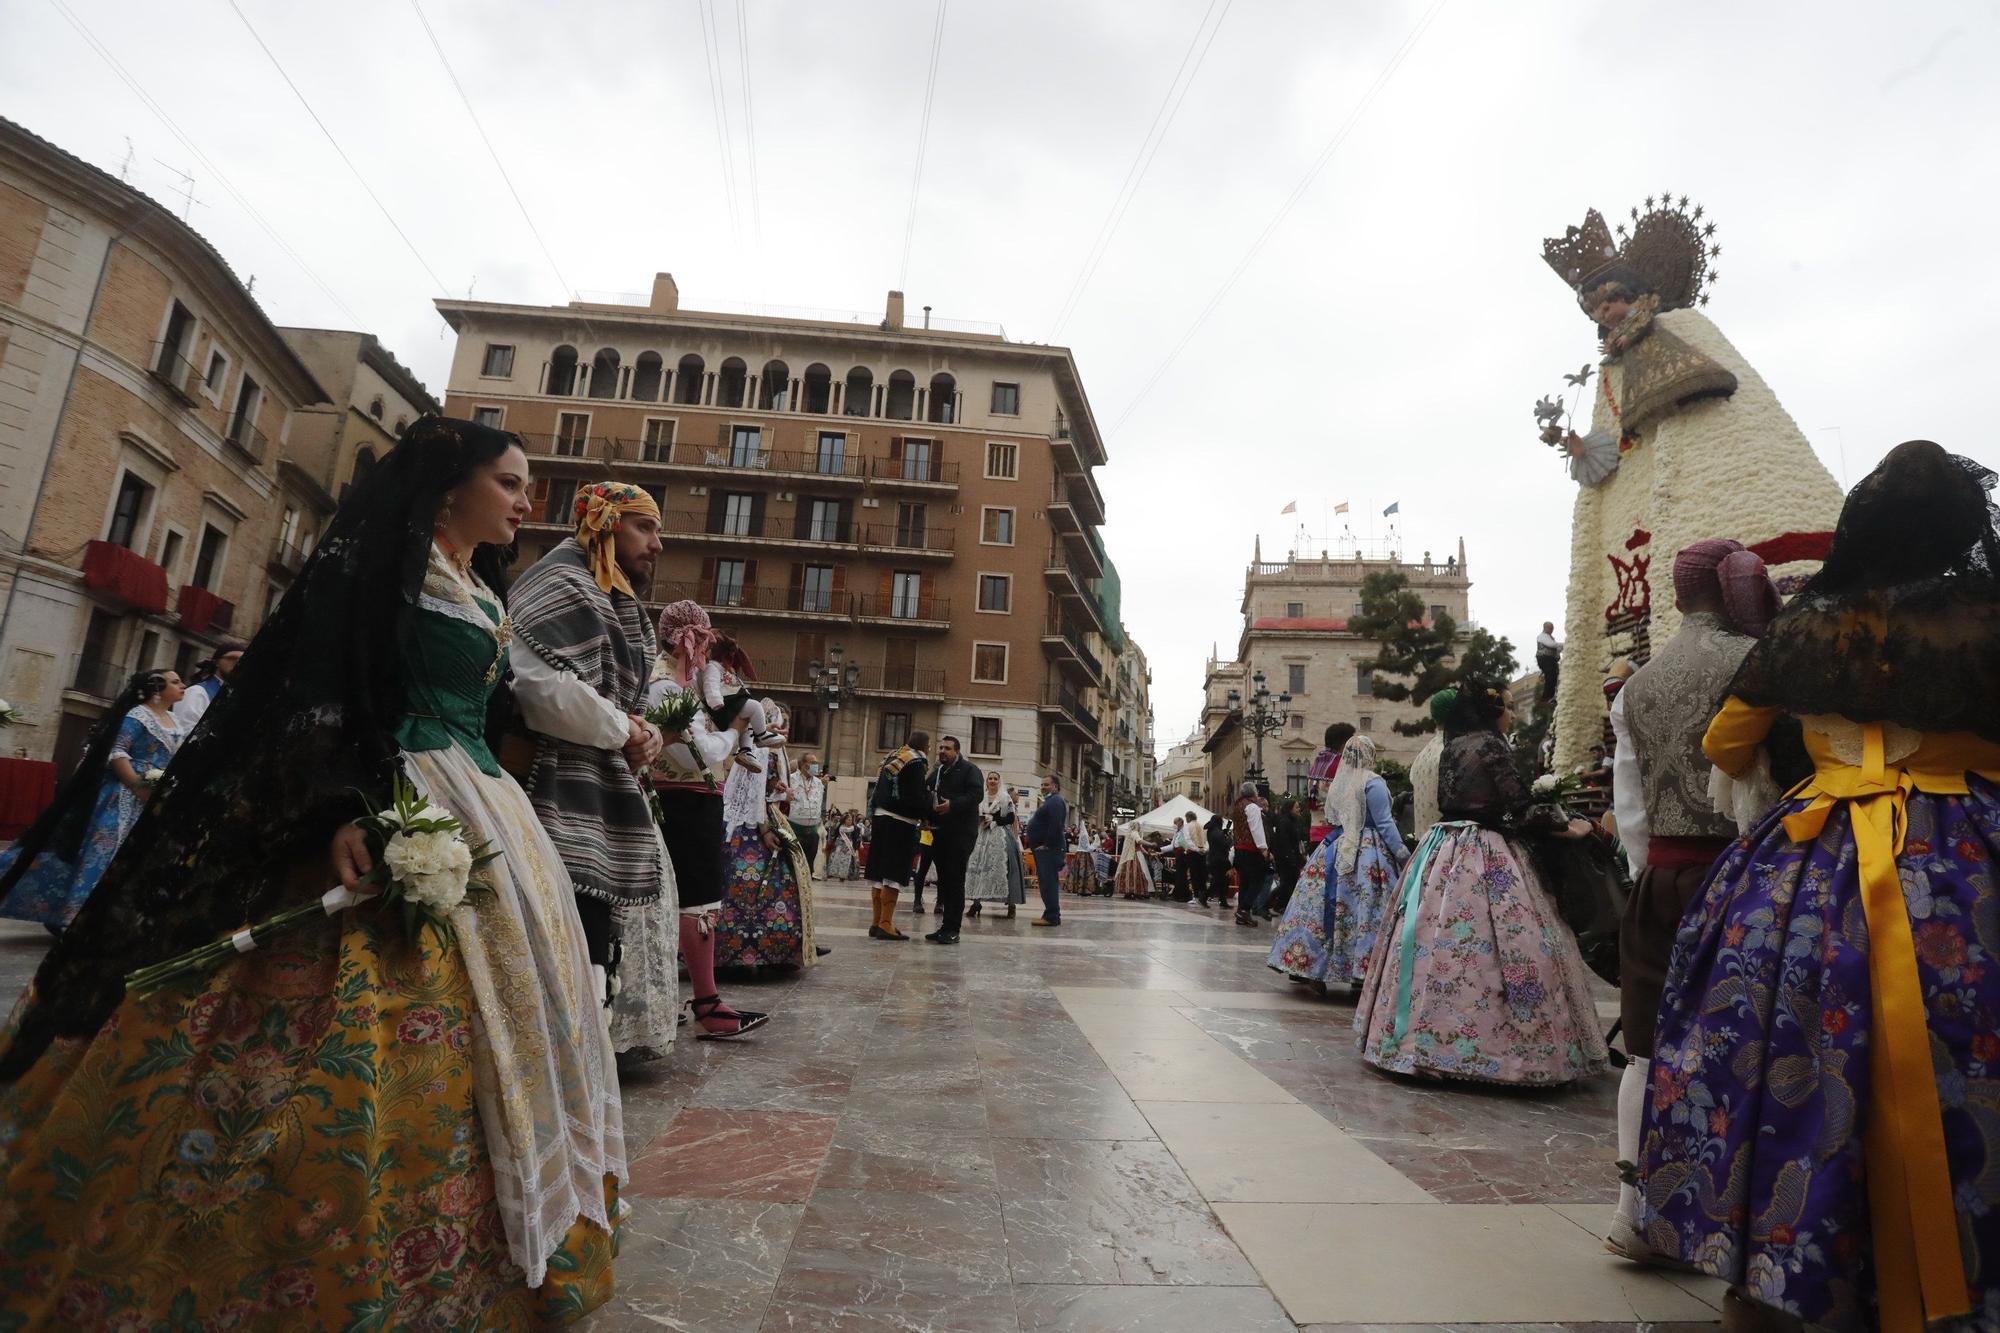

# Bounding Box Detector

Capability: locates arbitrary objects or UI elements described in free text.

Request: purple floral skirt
[1638,781,2000,1331]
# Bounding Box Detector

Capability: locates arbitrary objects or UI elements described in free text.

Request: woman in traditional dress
[1271,735,1408,994]
[711,701,815,972]
[0,418,625,1328]
[1063,823,1096,896]
[826,812,859,881]
[1355,682,1607,1086]
[1638,442,2000,1333]
[1304,723,1355,844]
[965,773,1025,919]
[1113,830,1154,899]
[1,668,187,929]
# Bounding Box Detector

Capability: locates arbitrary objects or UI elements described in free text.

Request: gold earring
[437,498,454,530]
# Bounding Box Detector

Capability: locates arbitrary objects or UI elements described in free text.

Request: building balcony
[861,523,955,560]
[1061,466,1107,526]
[851,663,946,699]
[178,584,235,635]
[1042,617,1104,685]
[866,455,959,492]
[269,537,310,578]
[1038,682,1100,741]
[658,509,862,554]
[646,441,868,486]
[1043,544,1095,601]
[81,540,169,614]
[650,579,853,624]
[852,593,950,630]
[148,340,203,406]
[224,419,268,465]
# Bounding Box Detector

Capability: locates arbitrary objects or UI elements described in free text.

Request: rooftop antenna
[246,275,256,296]
[923,304,932,329]
[152,158,205,221]
[118,137,135,182]
[467,276,478,300]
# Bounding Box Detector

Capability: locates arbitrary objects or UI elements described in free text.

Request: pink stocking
[678,912,742,1032]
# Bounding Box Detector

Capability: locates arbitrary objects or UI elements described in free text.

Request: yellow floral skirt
[0,907,618,1331]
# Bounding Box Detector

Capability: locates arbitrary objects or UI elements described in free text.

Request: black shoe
[870,925,909,941]
[815,946,833,957]
[967,901,982,919]
[925,929,959,945]
[1235,913,1255,927]
[932,903,943,915]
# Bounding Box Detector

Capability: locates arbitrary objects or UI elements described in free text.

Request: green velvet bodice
[394,593,505,777]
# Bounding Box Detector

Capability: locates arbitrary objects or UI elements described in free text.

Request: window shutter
[750,492,767,535]
[878,570,893,614]
[700,556,717,601]
[705,490,726,532]
[743,558,758,597]
[889,437,903,470]
[793,500,810,540]
[788,561,805,593]
[717,421,731,448]
[831,564,847,601]
[530,477,550,510]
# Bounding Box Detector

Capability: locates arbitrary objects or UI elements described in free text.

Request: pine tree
[1349,572,1518,736]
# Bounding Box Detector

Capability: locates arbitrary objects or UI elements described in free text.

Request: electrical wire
[226,0,452,295]
[898,0,949,289]
[1049,0,1231,339]
[697,0,742,246]
[734,0,762,245]
[406,0,572,296]
[1108,0,1449,437]
[45,0,362,324]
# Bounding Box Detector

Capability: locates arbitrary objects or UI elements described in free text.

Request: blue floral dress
[0,705,181,927]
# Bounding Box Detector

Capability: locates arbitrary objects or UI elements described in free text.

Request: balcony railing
[669,443,868,480]
[71,655,125,699]
[852,593,950,624]
[270,538,310,576]
[1040,683,1100,740]
[862,523,955,555]
[650,580,849,618]
[148,340,203,404]
[867,456,959,485]
[657,509,859,547]
[850,663,945,696]
[225,419,268,464]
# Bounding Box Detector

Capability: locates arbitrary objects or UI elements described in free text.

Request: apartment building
[435,274,1124,816]
[1199,539,1473,787]
[0,117,333,769]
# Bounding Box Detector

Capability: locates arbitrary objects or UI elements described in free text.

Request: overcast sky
[7,1,1998,753]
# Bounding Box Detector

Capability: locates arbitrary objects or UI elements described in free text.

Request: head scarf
[1716,548,1781,637]
[657,599,718,686]
[1329,734,1381,876]
[571,480,660,597]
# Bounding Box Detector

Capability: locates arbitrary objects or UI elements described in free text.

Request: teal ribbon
[1387,822,1464,1047]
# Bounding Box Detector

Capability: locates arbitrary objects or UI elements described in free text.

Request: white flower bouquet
[645,687,716,790]
[140,767,167,788]
[1527,769,1588,820]
[125,774,497,995]
[0,697,20,726]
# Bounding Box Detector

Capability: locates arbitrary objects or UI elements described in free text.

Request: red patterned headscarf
[571,481,660,597]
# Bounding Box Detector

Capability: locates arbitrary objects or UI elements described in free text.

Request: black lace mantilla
[1729,442,2000,745]
[0,417,521,1080]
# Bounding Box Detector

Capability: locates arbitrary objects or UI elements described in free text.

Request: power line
[734,0,763,244]
[226,0,452,296]
[1050,0,1231,339]
[45,0,363,324]
[898,0,949,289]
[697,0,742,246]
[1109,0,1449,438]
[406,0,572,296]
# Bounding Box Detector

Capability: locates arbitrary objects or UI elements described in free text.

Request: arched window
[351,445,377,489]
[587,347,621,399]
[369,395,385,420]
[393,417,407,436]
[758,359,791,411]
[546,345,579,396]
[843,366,874,417]
[716,357,748,408]
[630,351,664,402]
[927,372,957,424]
[674,353,705,404]
[802,363,833,414]
[884,370,916,421]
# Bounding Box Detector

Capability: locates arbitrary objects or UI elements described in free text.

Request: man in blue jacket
[1023,773,1068,927]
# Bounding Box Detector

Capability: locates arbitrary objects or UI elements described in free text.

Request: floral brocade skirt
[715,823,812,970]
[1268,834,1336,980]
[1271,831,1403,986]
[0,910,619,1331]
[1354,822,1606,1086]
[1638,784,2000,1331]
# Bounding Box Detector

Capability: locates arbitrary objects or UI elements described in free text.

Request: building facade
[1155,728,1207,806]
[0,118,336,769]
[435,274,1127,818]
[1197,540,1474,791]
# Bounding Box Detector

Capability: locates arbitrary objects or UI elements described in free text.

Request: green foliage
[1350,572,1521,736]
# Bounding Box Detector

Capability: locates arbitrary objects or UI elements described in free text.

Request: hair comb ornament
[1543,194,1721,313]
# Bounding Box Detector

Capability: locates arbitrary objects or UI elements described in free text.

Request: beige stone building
[0,117,337,769]
[1156,728,1208,806]
[434,274,1139,823]
[1197,540,1474,791]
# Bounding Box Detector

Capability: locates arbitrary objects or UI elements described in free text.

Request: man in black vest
[925,735,984,945]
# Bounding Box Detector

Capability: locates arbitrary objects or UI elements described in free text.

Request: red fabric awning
[0,756,57,840]
[177,584,235,635]
[82,540,168,614]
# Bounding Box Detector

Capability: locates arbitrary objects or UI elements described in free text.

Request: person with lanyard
[1023,772,1068,926]
[866,729,932,940]
[1601,537,1777,1266]
[169,640,244,733]
[1230,782,1271,927]
[508,481,688,1056]
[1639,442,2000,1333]
[788,750,830,872]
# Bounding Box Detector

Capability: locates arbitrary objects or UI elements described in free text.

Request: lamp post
[1231,669,1290,791]
[807,644,862,772]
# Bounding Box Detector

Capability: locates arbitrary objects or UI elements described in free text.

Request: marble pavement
[0,879,1726,1331]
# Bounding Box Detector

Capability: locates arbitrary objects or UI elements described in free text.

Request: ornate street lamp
[1232,669,1290,789]
[807,644,862,768]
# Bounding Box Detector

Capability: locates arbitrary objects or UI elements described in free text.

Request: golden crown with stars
[1543,193,1722,314]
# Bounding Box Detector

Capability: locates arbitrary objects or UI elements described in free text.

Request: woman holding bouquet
[0,667,186,929]
[0,417,625,1329]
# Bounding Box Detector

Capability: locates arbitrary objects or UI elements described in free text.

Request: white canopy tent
[1117,794,1216,840]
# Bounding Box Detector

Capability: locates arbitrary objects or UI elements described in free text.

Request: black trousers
[1269,859,1302,915]
[794,825,820,874]
[1537,651,1560,702]
[935,833,975,934]
[1232,849,1267,914]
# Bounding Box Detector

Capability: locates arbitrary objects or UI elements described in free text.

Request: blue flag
[1383,501,1400,517]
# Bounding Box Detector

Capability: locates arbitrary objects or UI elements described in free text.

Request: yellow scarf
[571,482,661,597]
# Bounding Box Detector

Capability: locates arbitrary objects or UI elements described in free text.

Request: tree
[1349,571,1519,736]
